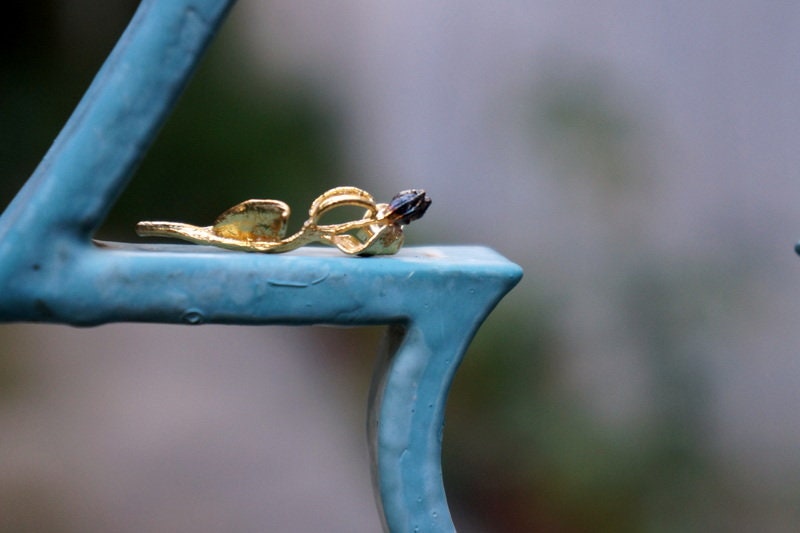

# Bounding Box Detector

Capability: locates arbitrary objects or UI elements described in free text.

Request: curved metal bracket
[0,1,522,531]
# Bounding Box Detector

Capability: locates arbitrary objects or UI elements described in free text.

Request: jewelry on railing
[136,186,431,256]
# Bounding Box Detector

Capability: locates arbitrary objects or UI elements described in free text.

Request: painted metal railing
[0,2,522,531]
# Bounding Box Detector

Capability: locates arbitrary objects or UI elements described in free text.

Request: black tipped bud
[386,189,431,225]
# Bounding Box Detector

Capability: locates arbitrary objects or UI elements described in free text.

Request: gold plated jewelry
[136,186,431,256]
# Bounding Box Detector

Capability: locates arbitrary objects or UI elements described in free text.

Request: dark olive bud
[387,189,431,225]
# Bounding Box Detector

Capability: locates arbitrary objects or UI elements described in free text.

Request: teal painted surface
[0,1,522,531]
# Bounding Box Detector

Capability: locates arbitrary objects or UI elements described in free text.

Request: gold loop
[307,187,379,231]
[136,186,429,256]
[308,186,376,217]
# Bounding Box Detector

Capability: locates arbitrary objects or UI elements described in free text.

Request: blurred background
[2,0,800,531]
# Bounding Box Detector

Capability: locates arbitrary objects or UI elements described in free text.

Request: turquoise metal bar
[0,1,522,531]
